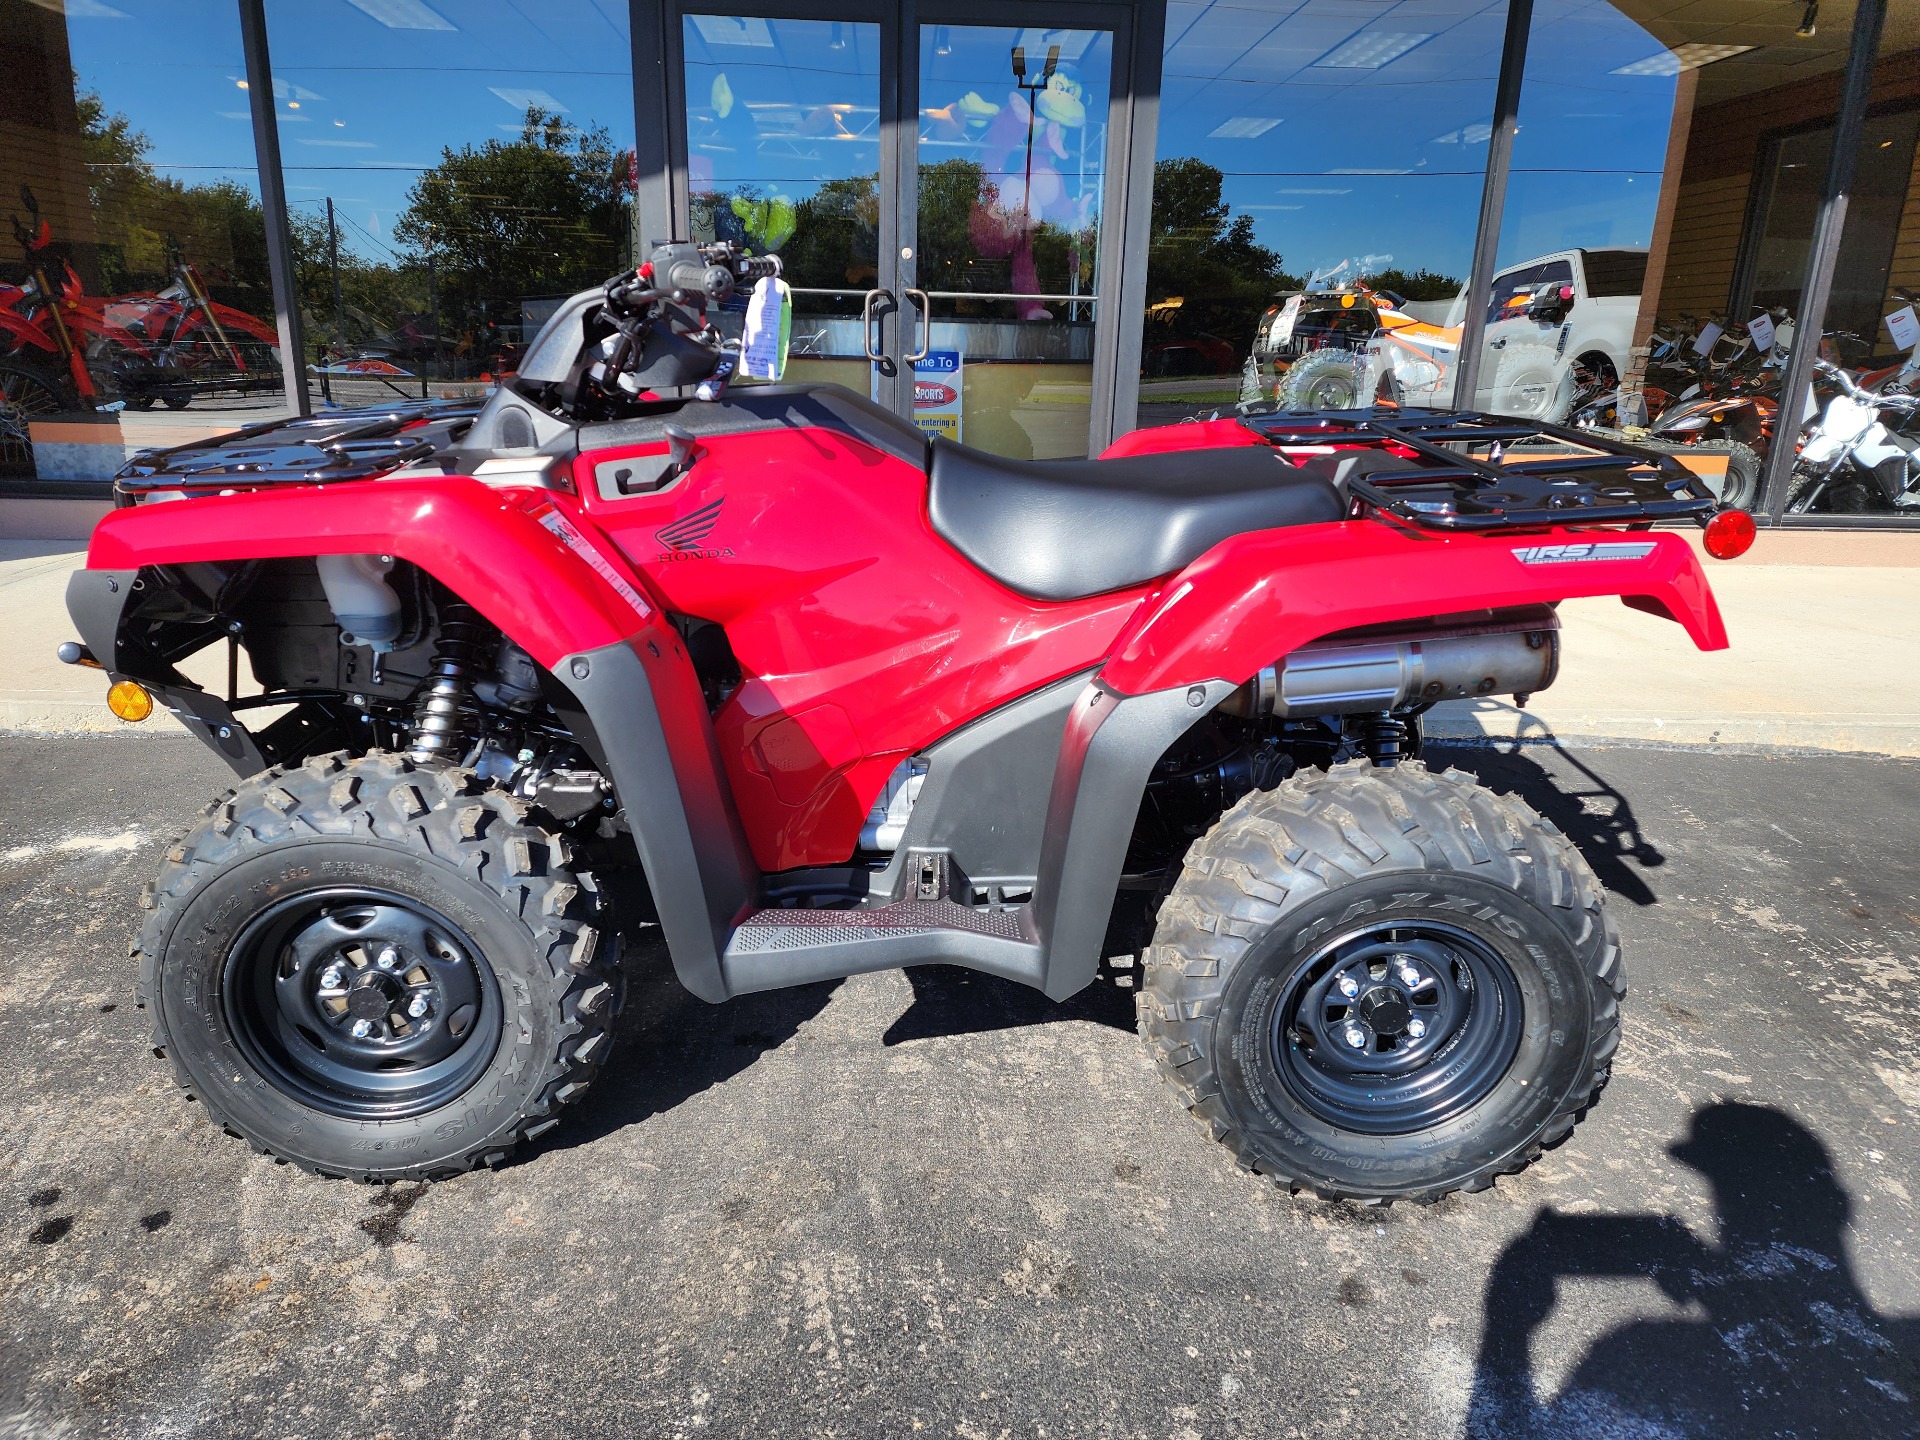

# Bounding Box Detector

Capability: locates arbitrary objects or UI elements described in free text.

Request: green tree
[394,108,630,324]
[1362,267,1461,303]
[73,87,273,318]
[1144,157,1297,357]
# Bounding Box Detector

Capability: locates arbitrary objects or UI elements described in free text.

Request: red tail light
[1702,508,1756,560]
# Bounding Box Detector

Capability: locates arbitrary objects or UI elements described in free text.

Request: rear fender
[1097,520,1727,696]
[75,480,757,1002]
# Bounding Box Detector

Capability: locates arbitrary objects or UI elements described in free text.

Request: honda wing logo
[654,498,732,561]
[1511,540,1656,565]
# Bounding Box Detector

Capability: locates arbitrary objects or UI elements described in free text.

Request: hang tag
[1689,322,1722,357]
[1268,294,1302,348]
[1886,305,1920,352]
[1746,311,1774,354]
[740,276,791,381]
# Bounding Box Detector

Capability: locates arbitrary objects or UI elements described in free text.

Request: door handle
[861,288,893,362]
[903,288,930,363]
[1489,337,1508,349]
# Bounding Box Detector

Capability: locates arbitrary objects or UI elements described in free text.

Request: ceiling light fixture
[343,0,454,30]
[1796,1,1818,37]
[1208,117,1282,139]
[1315,32,1433,70]
[830,22,848,52]
[1612,42,1756,77]
[933,25,951,56]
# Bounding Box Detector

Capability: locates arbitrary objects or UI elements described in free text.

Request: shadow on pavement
[1467,1102,1918,1438]
[537,940,843,1155]
[1429,716,1667,907]
[882,961,1137,1046]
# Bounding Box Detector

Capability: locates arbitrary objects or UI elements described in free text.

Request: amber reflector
[1702,509,1756,561]
[107,680,154,723]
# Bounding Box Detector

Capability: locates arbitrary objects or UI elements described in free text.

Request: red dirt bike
[1,186,280,413]
[65,241,1749,1201]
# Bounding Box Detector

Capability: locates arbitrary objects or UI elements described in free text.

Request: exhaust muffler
[1221,607,1559,718]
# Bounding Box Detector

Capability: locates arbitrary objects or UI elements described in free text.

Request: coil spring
[407,602,490,765]
[1362,712,1411,768]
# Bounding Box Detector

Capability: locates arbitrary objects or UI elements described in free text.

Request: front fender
[86,478,642,669]
[79,480,759,1002]
[1096,520,1727,696]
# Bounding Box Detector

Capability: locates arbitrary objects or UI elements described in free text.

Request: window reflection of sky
[58,0,1677,276]
[1157,0,1674,280]
[65,1,632,260]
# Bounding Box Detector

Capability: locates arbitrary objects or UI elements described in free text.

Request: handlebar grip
[736,255,782,281]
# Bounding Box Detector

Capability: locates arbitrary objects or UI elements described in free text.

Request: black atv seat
[928,439,1345,601]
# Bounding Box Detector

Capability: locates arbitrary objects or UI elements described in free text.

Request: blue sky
[63,0,1675,279]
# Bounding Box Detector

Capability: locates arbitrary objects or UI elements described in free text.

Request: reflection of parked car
[1444,247,1646,421]
[1143,328,1236,377]
[1254,248,1646,421]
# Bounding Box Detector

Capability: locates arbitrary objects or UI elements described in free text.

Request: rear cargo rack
[1240,408,1717,532]
[115,399,482,493]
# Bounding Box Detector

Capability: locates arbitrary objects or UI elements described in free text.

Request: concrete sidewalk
[6,531,1919,755]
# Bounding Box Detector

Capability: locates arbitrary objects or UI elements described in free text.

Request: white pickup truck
[1451,247,1646,420]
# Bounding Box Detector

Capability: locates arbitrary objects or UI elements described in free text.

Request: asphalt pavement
[1,735,1917,1439]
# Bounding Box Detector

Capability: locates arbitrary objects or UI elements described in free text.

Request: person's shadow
[1468,1103,1918,1437]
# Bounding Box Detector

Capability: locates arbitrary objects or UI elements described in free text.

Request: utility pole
[425,224,443,400]
[326,197,346,404]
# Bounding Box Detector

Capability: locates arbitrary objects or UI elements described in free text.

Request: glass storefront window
[1493,1,1919,519]
[1133,0,1510,429]
[2,0,275,477]
[263,0,634,410]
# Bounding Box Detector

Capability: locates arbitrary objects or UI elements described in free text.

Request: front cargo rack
[1239,407,1718,532]
[115,399,483,496]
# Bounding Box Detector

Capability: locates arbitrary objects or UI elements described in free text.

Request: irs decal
[1511,540,1657,565]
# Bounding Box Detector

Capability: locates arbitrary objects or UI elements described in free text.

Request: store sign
[1747,311,1775,354]
[913,349,963,442]
[1886,305,1920,352]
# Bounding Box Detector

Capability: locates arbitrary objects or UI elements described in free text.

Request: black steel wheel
[1140,760,1622,1204]
[1272,921,1524,1136]
[222,888,502,1121]
[137,753,622,1181]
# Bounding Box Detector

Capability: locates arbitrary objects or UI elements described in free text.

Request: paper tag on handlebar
[1886,305,1920,352]
[740,276,791,381]
[1746,311,1774,354]
[1689,322,1722,357]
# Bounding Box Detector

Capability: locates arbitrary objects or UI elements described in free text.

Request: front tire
[136,754,620,1181]
[1139,760,1621,1204]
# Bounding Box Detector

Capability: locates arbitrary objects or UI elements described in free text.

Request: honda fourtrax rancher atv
[65,240,1750,1201]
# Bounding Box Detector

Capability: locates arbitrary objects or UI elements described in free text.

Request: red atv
[65,241,1747,1202]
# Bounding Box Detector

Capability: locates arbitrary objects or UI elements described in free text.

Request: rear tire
[136,753,620,1181]
[1279,350,1367,410]
[1138,760,1621,1204]
[0,356,74,480]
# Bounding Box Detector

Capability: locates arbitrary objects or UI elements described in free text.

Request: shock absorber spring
[1361,712,1411,768]
[407,601,490,765]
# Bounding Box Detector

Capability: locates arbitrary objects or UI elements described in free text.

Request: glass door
[905,20,1115,458]
[678,12,890,397]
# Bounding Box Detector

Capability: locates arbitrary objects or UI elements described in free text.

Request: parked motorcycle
[1572,310,1793,511]
[2,186,280,411]
[1785,357,1920,513]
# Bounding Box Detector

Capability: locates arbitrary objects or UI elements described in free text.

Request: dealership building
[2,0,1915,528]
